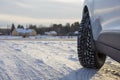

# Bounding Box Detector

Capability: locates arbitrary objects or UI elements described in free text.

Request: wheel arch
[82,4,102,40]
[82,4,94,22]
[81,5,96,37]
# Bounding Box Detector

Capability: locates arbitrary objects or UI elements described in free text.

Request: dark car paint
[96,31,120,62]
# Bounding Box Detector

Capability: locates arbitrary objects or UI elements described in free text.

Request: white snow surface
[16,28,33,33]
[0,40,80,80]
[45,31,57,35]
[0,39,120,80]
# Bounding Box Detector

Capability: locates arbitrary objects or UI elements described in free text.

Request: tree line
[1,22,80,36]
[29,22,80,36]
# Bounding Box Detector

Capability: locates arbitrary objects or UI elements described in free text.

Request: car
[77,0,120,69]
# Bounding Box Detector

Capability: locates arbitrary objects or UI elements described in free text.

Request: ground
[0,37,120,80]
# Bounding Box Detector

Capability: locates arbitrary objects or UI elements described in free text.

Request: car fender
[83,0,102,40]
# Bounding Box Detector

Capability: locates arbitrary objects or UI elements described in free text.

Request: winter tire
[77,11,106,69]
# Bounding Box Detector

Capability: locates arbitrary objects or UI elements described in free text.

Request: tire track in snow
[13,55,66,80]
[1,43,39,80]
[12,55,44,80]
[0,67,11,80]
[0,43,13,80]
[2,41,65,80]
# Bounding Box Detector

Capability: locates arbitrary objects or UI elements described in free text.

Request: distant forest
[0,22,80,36]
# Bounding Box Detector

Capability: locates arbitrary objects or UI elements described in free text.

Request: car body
[81,0,120,62]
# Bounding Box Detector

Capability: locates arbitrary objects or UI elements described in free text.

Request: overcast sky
[0,0,83,27]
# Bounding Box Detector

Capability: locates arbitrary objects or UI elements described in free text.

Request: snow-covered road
[0,40,120,80]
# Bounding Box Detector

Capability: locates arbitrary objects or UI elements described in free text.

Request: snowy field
[0,37,120,80]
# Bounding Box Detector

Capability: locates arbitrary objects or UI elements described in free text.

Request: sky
[0,0,83,27]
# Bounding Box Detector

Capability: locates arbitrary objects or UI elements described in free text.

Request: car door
[94,0,120,31]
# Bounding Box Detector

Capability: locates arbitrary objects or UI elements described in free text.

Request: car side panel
[96,41,120,62]
[94,0,120,31]
[82,0,120,63]
[83,0,120,41]
[83,0,99,39]
[93,0,120,48]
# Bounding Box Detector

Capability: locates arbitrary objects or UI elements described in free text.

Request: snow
[45,31,57,35]
[0,38,120,80]
[0,40,80,80]
[0,36,23,39]
[0,35,77,40]
[16,28,33,33]
[74,31,79,35]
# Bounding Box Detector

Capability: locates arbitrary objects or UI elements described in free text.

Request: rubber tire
[77,11,106,69]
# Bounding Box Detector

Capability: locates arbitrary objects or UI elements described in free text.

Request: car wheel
[77,11,106,69]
